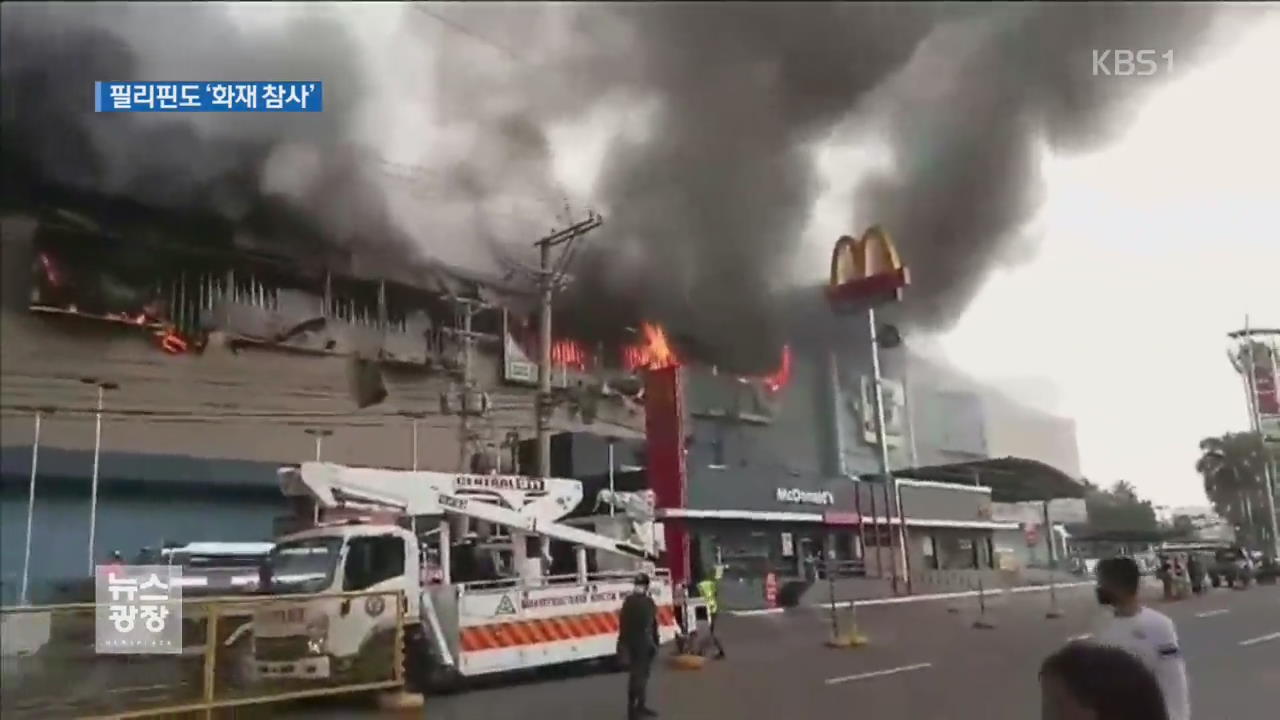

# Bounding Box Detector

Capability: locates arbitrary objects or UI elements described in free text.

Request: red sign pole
[644,366,690,587]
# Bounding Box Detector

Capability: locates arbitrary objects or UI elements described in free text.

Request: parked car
[1208,546,1254,589]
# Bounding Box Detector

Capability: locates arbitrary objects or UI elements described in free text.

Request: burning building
[0,198,660,602]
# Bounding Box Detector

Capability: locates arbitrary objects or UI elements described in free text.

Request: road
[284,581,1280,720]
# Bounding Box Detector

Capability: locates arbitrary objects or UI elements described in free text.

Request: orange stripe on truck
[461,606,678,653]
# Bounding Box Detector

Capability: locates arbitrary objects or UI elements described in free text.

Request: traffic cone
[1045,574,1064,620]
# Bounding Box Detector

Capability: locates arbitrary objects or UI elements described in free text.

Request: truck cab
[253,523,421,682]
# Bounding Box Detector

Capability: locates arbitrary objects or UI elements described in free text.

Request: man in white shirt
[1092,556,1191,720]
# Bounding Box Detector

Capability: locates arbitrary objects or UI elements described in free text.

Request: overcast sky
[922,19,1280,507]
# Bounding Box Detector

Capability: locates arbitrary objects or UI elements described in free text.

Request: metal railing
[0,589,405,720]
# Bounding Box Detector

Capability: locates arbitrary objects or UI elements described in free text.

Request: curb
[732,581,1093,617]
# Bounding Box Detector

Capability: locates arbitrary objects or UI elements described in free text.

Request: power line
[410,4,528,65]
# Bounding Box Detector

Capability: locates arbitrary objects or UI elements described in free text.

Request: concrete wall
[0,484,282,605]
[983,394,1082,478]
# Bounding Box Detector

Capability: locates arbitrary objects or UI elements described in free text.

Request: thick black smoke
[559,3,945,368]
[2,3,1268,371]
[0,3,397,256]
[851,3,1260,331]
[554,2,1264,370]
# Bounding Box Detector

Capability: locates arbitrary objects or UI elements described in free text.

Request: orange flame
[156,327,189,354]
[551,338,590,371]
[761,345,791,394]
[626,322,678,371]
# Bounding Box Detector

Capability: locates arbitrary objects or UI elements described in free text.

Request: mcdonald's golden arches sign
[826,225,911,307]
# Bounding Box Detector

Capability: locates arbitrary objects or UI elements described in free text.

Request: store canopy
[1068,529,1175,544]
[891,456,1087,503]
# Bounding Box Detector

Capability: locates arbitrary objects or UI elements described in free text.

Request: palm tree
[1196,432,1276,550]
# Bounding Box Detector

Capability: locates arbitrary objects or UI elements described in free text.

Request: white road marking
[1238,631,1280,647]
[1194,609,1231,618]
[733,582,1094,617]
[1067,633,1093,641]
[825,662,933,686]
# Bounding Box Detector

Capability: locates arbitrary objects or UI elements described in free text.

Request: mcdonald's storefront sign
[826,225,911,307]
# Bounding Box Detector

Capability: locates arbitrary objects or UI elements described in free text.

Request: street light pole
[868,308,908,583]
[607,437,617,517]
[305,428,334,462]
[82,378,118,574]
[404,412,426,471]
[21,406,54,605]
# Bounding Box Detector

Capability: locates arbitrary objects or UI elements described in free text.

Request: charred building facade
[0,204,652,603]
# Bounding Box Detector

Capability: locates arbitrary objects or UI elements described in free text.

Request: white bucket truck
[250,462,678,691]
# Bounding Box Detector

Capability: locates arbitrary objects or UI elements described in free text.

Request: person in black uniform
[617,572,660,718]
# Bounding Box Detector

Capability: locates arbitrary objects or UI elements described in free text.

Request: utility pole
[451,297,488,473]
[868,310,909,586]
[533,212,604,480]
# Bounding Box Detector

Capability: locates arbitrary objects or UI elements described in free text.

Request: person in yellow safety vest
[696,570,727,660]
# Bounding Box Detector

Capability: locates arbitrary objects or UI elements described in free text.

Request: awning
[890,456,1087,503]
[1067,529,1174,544]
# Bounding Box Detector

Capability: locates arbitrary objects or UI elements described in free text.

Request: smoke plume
[559,3,1261,368]
[0,3,419,266]
[848,3,1258,331]
[1,3,1268,370]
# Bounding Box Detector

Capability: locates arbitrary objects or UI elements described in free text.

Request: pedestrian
[695,571,726,660]
[1091,557,1190,720]
[1186,554,1203,595]
[617,572,660,719]
[103,550,124,573]
[1039,641,1169,720]
[1157,555,1173,600]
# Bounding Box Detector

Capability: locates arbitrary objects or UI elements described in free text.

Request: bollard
[946,572,962,614]
[824,569,868,648]
[973,576,996,629]
[670,601,708,669]
[826,602,869,648]
[378,691,426,711]
[1046,570,1063,619]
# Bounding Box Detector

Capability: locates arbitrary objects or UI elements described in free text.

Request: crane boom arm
[435,491,655,560]
[281,462,655,560]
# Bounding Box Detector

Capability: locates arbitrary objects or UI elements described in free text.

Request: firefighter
[696,569,727,660]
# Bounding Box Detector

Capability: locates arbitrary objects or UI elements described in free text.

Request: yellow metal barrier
[0,590,406,719]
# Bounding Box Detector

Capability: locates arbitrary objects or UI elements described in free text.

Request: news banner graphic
[95,82,323,112]
[95,565,183,654]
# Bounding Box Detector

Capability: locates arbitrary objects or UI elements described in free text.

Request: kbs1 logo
[1092,49,1174,77]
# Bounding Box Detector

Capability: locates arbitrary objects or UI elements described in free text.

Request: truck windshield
[262,538,343,594]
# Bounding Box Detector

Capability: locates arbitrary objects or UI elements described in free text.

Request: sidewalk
[736,567,1087,613]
